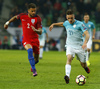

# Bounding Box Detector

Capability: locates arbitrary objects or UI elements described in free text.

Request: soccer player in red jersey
[4,3,42,77]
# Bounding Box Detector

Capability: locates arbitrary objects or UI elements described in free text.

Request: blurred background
[0,0,100,51]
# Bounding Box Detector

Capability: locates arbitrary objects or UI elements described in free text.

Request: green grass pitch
[0,50,100,89]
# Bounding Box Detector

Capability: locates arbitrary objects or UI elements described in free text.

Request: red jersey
[17,13,42,42]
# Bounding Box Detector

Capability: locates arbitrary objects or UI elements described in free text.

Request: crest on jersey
[82,24,85,27]
[84,28,87,30]
[73,24,76,28]
[89,25,91,27]
[31,19,35,24]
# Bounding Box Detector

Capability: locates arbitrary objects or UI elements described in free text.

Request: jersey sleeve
[91,22,95,29]
[63,21,67,27]
[16,13,25,19]
[36,16,42,29]
[44,27,47,33]
[80,23,87,32]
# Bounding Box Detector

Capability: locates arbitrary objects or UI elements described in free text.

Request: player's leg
[80,62,90,73]
[39,46,44,59]
[64,47,74,84]
[39,39,45,59]
[31,53,39,72]
[86,40,92,66]
[32,41,40,64]
[24,44,37,76]
[31,40,40,72]
[86,48,91,66]
[76,49,90,74]
[34,53,39,64]
[65,54,73,76]
[64,54,73,84]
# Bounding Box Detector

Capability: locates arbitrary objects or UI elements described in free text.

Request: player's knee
[34,57,39,64]
[67,56,72,64]
[27,48,34,59]
[35,60,39,64]
[68,59,71,63]
[66,59,72,64]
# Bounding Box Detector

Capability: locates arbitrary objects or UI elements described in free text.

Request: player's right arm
[46,33,49,43]
[92,28,96,39]
[92,22,96,39]
[4,16,17,29]
[49,22,64,31]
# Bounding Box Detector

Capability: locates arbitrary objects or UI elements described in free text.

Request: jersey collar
[70,19,77,25]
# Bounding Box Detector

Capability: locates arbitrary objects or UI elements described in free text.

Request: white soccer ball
[76,75,86,85]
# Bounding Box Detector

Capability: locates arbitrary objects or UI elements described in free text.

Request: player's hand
[4,21,9,29]
[82,33,84,37]
[49,24,54,31]
[92,36,95,39]
[82,43,87,50]
[4,24,8,29]
[31,26,37,32]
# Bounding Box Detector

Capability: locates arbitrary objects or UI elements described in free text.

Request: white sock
[65,64,71,78]
[86,51,90,61]
[39,48,43,58]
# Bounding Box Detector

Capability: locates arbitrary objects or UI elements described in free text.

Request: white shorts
[39,39,45,46]
[87,39,92,49]
[66,46,86,63]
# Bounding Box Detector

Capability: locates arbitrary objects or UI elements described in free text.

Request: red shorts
[23,39,40,54]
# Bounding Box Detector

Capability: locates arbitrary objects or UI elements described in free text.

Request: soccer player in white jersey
[49,9,90,84]
[83,13,96,66]
[39,27,48,59]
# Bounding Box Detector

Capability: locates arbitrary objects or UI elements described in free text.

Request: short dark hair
[66,9,74,15]
[27,3,36,9]
[84,13,89,16]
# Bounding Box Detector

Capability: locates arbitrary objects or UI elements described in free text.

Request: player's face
[66,14,75,24]
[84,15,89,22]
[28,8,36,17]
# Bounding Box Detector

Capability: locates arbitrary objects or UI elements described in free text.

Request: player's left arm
[80,23,89,49]
[82,30,90,49]
[31,16,42,35]
[31,26,42,35]
[92,23,96,39]
[83,30,90,44]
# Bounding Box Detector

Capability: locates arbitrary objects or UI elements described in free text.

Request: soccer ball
[76,75,86,85]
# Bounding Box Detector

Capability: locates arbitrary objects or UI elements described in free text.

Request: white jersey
[63,19,87,49]
[83,21,95,40]
[39,27,47,41]
[39,27,47,46]
[83,21,95,49]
